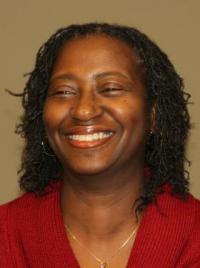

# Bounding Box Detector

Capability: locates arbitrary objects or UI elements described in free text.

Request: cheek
[43,101,69,132]
[118,99,148,145]
[109,98,147,126]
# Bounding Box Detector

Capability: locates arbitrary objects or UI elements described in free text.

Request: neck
[60,165,144,242]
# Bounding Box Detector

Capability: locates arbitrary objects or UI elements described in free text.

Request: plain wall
[0,0,199,203]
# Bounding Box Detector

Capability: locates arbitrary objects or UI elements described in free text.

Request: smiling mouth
[65,131,114,148]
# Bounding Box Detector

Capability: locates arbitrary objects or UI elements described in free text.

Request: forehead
[51,34,142,78]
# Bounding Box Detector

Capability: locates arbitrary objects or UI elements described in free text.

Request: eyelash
[48,87,77,97]
[53,90,76,95]
[98,86,125,96]
[48,84,127,98]
[101,87,123,92]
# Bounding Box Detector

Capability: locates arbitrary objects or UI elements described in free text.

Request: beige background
[0,0,199,204]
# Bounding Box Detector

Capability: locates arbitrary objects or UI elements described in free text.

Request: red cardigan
[0,183,199,268]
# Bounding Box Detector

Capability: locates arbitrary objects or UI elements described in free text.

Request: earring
[41,138,55,157]
[149,130,153,135]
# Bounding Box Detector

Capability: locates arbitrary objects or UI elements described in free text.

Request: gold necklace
[64,223,138,268]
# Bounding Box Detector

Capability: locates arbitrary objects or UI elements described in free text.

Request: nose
[71,93,103,122]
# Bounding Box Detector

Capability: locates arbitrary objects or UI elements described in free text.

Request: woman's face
[43,35,150,175]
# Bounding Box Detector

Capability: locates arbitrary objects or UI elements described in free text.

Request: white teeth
[68,132,113,141]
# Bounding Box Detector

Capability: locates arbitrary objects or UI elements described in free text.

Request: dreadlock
[15,23,191,210]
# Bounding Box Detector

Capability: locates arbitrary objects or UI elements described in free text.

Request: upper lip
[64,126,115,135]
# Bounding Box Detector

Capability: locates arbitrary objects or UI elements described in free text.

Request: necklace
[64,223,138,268]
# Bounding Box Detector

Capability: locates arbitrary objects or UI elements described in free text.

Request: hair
[14,23,191,211]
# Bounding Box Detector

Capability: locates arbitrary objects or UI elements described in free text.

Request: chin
[69,165,109,176]
[63,159,114,176]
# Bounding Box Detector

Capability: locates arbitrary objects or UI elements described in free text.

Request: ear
[149,103,156,134]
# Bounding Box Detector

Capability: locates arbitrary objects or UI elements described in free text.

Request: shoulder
[0,192,41,229]
[156,189,200,222]
[0,202,9,223]
[0,194,38,266]
[0,182,61,266]
[0,182,61,225]
[152,188,200,233]
[145,188,200,247]
[169,194,200,266]
[154,191,200,266]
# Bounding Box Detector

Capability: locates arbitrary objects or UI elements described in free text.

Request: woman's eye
[105,87,122,91]
[55,90,76,96]
[48,87,77,98]
[99,87,124,95]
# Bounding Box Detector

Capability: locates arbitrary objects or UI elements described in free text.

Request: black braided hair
[15,23,191,210]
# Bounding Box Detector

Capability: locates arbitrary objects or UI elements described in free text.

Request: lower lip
[66,135,114,149]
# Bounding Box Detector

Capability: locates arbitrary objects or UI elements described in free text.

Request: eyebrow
[50,73,77,82]
[94,71,130,80]
[51,71,131,82]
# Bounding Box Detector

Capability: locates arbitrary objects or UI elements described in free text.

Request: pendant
[99,263,106,268]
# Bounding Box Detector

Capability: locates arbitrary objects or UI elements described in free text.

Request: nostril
[70,100,103,121]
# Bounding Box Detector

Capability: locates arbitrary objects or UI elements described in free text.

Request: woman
[0,23,199,268]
